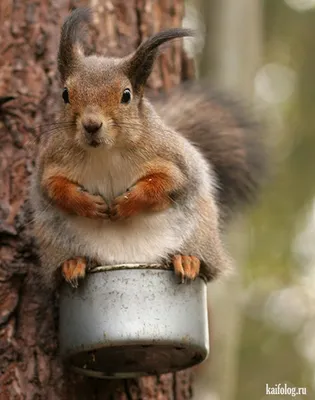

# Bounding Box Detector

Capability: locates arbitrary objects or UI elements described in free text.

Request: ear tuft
[125,28,195,92]
[58,8,92,83]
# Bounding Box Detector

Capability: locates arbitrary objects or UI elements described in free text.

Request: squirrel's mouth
[88,139,102,148]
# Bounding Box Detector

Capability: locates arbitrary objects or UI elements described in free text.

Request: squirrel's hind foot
[172,255,200,283]
[61,257,87,288]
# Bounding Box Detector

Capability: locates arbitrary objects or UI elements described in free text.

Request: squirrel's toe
[172,255,200,283]
[61,257,87,287]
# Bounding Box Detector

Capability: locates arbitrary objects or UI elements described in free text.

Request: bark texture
[0,0,194,398]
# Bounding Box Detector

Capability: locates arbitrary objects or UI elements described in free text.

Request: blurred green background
[184,1,315,399]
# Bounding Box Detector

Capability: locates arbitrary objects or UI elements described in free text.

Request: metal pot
[59,265,209,379]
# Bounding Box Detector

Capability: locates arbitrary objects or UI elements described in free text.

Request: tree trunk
[0,0,194,398]
[194,1,263,400]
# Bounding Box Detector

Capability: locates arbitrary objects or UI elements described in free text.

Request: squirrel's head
[57,8,193,149]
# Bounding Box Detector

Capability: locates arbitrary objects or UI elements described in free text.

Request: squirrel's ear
[58,8,92,83]
[124,28,194,92]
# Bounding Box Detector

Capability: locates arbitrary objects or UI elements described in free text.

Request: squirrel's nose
[82,120,103,135]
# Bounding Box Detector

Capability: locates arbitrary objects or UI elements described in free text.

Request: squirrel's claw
[109,193,135,221]
[172,255,200,283]
[62,257,87,287]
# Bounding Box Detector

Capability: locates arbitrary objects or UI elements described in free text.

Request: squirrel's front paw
[76,189,109,219]
[109,181,170,221]
[172,255,200,283]
[109,189,142,221]
[61,257,87,287]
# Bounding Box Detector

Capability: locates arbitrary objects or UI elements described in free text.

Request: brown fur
[42,174,108,218]
[30,8,266,288]
[58,7,92,83]
[110,173,173,220]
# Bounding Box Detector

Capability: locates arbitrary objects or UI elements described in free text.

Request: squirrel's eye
[62,88,70,104]
[121,88,131,104]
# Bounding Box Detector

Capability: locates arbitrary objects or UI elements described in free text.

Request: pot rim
[88,263,207,281]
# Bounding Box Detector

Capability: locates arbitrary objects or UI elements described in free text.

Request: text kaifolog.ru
[266,383,307,397]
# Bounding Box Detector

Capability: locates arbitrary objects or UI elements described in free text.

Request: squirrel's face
[57,8,193,150]
[62,58,142,149]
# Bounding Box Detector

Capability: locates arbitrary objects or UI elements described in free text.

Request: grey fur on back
[153,82,267,220]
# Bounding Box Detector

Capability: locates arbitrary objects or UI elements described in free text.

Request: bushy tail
[153,82,267,219]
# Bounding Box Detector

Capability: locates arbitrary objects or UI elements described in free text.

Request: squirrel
[30,8,266,288]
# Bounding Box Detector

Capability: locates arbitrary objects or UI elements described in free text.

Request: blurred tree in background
[187,0,315,399]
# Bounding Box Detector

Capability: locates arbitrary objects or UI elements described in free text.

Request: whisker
[38,126,76,136]
[109,122,149,133]
[25,201,54,227]
[35,122,75,130]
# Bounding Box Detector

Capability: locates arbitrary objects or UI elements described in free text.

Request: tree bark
[0,0,194,398]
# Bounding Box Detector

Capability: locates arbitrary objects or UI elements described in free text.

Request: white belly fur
[67,209,191,264]
[63,148,194,264]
